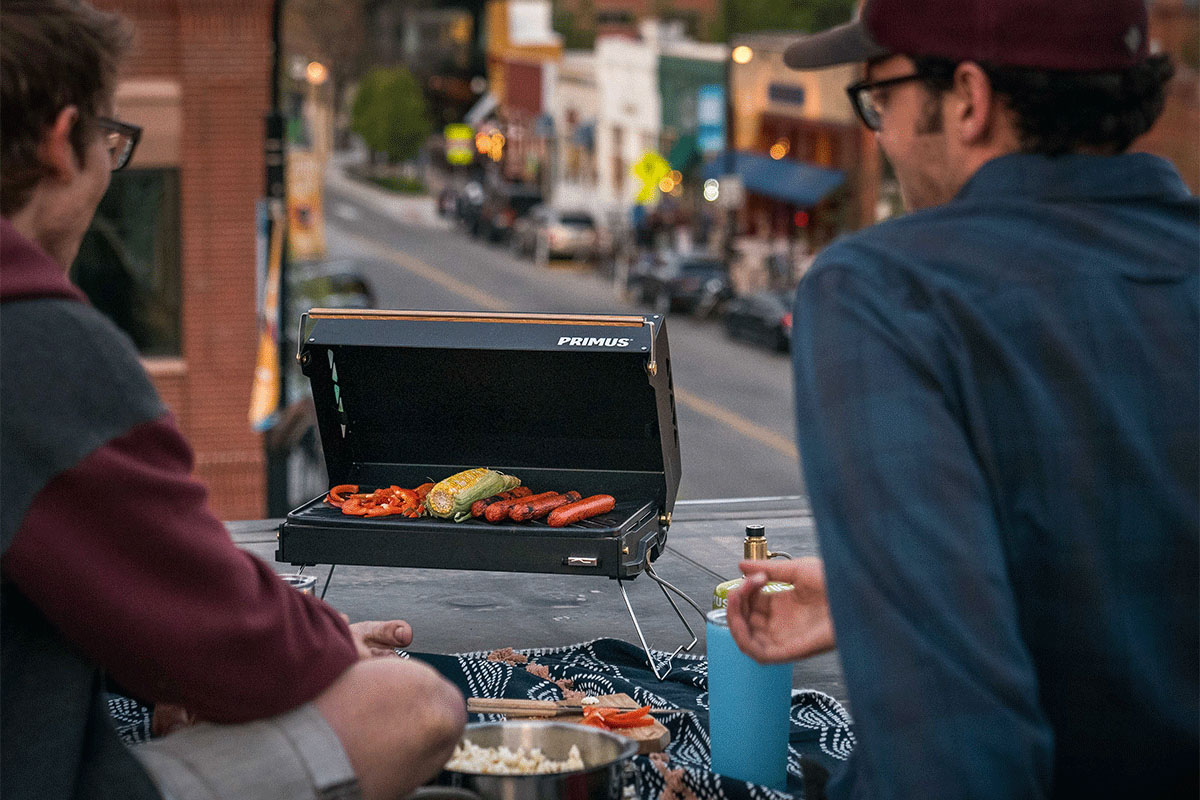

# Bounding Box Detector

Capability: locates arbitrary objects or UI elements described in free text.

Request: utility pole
[722,0,737,266]
[264,0,290,517]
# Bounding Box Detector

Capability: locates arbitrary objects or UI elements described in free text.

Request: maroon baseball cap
[783,0,1149,72]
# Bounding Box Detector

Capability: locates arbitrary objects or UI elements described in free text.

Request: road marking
[333,202,361,221]
[339,229,513,312]
[673,388,798,461]
[336,226,795,460]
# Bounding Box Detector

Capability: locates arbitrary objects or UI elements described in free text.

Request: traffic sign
[444,123,474,166]
[631,151,671,205]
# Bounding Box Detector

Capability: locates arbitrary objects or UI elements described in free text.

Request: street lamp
[305,60,328,86]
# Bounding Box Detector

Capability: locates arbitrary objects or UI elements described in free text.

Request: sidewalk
[324,151,449,230]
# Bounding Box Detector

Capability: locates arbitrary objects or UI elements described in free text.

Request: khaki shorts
[132,703,361,800]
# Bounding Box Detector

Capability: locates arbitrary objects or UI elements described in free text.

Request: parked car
[476,182,543,242]
[511,206,599,261]
[436,185,459,217]
[629,252,732,317]
[722,289,794,352]
[455,180,485,234]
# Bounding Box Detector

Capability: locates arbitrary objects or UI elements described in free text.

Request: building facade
[83,0,272,519]
[546,51,601,210]
[730,32,880,248]
[594,24,663,211]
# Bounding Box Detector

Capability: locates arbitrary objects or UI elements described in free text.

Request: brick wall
[96,0,271,520]
[1135,0,1200,192]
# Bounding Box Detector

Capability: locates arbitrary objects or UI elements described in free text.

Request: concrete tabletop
[230,496,848,708]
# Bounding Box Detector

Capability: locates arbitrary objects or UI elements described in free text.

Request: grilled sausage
[470,486,534,518]
[547,495,616,527]
[508,491,582,522]
[485,491,556,522]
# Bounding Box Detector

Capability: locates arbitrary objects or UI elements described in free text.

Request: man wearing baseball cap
[727,1,1198,797]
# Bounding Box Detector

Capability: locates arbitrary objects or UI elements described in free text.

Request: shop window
[72,167,182,357]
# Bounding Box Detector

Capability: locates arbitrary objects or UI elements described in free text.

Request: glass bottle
[712,524,793,609]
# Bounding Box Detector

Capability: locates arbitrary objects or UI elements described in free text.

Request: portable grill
[277,309,706,678]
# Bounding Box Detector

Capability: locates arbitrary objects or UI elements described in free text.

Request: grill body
[277,310,680,580]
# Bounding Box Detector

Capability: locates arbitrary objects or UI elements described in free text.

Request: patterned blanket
[414,638,854,800]
[109,638,855,799]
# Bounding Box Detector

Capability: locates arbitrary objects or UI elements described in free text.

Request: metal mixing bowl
[422,720,639,800]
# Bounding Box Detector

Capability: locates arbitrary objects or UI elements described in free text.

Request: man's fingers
[738,556,824,586]
[353,619,413,647]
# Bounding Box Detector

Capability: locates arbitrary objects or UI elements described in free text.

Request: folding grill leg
[617,554,708,681]
[321,564,336,600]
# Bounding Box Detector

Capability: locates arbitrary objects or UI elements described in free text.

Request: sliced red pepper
[606,715,654,728]
[341,497,370,515]
[601,706,651,724]
[364,504,396,517]
[326,484,359,508]
[580,716,611,730]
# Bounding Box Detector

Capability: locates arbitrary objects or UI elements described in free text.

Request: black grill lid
[298,310,681,516]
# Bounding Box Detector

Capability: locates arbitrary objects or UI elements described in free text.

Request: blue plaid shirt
[794,153,1198,799]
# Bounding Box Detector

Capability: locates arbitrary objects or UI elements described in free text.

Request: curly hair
[912,54,1175,156]
[0,0,132,217]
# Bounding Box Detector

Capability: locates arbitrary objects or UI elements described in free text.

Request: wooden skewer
[466,698,688,716]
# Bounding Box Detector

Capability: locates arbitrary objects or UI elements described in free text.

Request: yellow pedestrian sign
[632,151,671,205]
[445,123,474,166]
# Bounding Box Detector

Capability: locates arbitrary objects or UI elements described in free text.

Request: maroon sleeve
[1,415,358,723]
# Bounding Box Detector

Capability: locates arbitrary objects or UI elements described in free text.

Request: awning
[667,134,698,172]
[464,92,499,126]
[703,151,845,207]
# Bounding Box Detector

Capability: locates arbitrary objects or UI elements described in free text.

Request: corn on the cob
[425,468,521,521]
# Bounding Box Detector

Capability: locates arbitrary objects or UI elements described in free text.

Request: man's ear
[37,106,83,181]
[949,62,996,146]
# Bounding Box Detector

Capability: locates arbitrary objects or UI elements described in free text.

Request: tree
[350,66,432,164]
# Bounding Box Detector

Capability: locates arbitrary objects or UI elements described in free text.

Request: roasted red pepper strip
[364,504,396,517]
[326,484,359,508]
[606,715,654,728]
[341,497,370,515]
[605,705,651,723]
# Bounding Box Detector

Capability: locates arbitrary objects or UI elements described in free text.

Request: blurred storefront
[484,0,563,183]
[546,51,601,210]
[657,40,727,237]
[728,32,880,255]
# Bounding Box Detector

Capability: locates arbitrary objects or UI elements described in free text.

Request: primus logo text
[557,336,632,347]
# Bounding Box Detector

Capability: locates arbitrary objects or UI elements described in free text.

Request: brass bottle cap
[744,524,769,560]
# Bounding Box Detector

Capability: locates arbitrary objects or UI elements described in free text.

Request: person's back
[806,150,1199,793]
[1,4,466,799]
[725,2,1199,797]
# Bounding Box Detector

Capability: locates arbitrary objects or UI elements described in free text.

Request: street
[321,168,806,503]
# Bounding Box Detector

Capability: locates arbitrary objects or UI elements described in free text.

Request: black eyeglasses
[845,73,927,131]
[95,116,142,171]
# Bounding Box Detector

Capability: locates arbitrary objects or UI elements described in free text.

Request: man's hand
[345,617,414,660]
[725,557,835,663]
[151,703,196,737]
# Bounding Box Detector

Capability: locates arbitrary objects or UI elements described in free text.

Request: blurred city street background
[79,0,1198,520]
